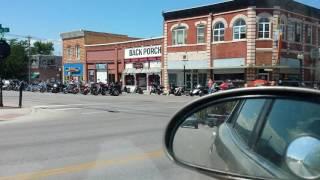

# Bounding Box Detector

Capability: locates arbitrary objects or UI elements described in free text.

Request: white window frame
[258,18,271,39]
[295,22,302,43]
[196,24,206,44]
[233,19,246,40]
[305,24,312,44]
[280,18,287,41]
[67,47,72,59]
[213,22,225,42]
[288,20,295,42]
[76,45,81,60]
[172,27,187,45]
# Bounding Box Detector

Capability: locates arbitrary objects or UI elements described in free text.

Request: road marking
[54,108,83,111]
[0,150,164,180]
[81,111,105,115]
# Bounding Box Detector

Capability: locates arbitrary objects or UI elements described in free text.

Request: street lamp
[297,54,304,84]
[182,54,188,89]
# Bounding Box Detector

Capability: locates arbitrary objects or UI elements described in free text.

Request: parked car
[164,87,320,180]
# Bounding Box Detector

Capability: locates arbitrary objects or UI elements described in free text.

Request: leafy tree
[31,41,54,55]
[0,39,28,80]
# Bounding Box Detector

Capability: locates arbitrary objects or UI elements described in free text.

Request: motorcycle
[63,84,79,94]
[150,84,164,95]
[190,84,208,97]
[51,83,61,93]
[169,85,185,96]
[108,82,121,96]
[80,84,90,95]
[90,83,101,96]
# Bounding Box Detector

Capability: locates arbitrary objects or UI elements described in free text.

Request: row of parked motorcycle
[1,80,122,96]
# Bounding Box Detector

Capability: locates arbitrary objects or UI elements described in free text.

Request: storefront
[63,63,84,82]
[212,58,246,83]
[122,45,162,91]
[167,60,209,90]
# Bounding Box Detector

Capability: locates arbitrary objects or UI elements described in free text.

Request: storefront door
[136,73,147,90]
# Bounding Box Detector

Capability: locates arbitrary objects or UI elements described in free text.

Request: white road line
[54,108,83,111]
[34,103,108,108]
[81,111,105,115]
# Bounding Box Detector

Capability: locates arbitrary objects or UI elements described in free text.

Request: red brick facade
[162,1,320,89]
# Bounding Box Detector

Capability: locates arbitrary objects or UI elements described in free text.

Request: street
[0,92,213,180]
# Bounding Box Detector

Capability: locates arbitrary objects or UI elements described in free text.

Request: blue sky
[1,0,319,55]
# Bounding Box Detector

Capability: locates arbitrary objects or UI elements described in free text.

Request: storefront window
[149,74,160,86]
[169,74,177,86]
[108,74,115,83]
[198,73,207,87]
[280,18,287,40]
[136,74,147,89]
[125,75,135,86]
[88,70,95,83]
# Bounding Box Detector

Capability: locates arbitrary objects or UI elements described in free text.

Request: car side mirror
[286,136,320,180]
[164,87,320,180]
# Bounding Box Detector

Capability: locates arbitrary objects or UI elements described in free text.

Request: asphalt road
[0,91,214,180]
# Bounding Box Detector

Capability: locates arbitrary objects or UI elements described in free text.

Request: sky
[1,0,319,55]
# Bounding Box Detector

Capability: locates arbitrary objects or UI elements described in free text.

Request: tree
[31,41,54,55]
[0,39,28,80]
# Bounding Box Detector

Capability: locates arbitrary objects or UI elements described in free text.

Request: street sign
[0,40,10,60]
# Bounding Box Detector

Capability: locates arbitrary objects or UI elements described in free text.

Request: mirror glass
[172,98,320,180]
[286,136,320,180]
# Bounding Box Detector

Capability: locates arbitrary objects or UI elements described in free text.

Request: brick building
[30,55,62,82]
[85,37,163,91]
[60,30,137,82]
[162,0,320,90]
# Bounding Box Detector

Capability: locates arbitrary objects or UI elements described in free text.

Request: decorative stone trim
[212,17,228,28]
[230,14,248,27]
[170,23,189,31]
[256,12,273,22]
[195,21,207,26]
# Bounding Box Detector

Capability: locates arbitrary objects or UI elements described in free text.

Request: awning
[123,67,161,74]
[213,58,245,68]
[167,60,208,70]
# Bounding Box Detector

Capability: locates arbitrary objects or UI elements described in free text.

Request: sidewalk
[0,106,33,121]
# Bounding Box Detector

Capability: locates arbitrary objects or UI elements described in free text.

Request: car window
[255,99,320,169]
[234,99,266,145]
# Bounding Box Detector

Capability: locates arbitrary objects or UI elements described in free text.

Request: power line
[6,33,61,44]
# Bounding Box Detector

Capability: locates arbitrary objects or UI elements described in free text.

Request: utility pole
[27,36,31,83]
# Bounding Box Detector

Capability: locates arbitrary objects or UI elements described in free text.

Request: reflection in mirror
[172,98,320,180]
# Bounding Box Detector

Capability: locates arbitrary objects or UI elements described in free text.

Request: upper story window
[75,45,81,60]
[258,18,271,39]
[233,19,246,40]
[213,22,225,42]
[67,46,73,59]
[294,22,302,43]
[196,24,206,44]
[172,26,187,45]
[305,24,312,44]
[280,18,287,40]
[288,20,295,42]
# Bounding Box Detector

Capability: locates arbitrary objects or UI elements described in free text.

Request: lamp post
[297,54,304,84]
[0,24,10,107]
[182,54,188,89]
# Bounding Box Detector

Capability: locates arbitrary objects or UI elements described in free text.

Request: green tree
[0,39,28,80]
[31,41,54,55]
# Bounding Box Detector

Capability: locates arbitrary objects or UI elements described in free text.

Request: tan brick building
[163,0,320,89]
[60,30,137,82]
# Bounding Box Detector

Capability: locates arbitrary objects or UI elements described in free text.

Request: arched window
[258,17,271,39]
[233,19,246,40]
[196,24,206,43]
[172,26,187,45]
[213,22,225,42]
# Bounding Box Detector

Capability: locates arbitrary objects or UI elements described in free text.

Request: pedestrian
[208,78,213,94]
[220,80,229,91]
